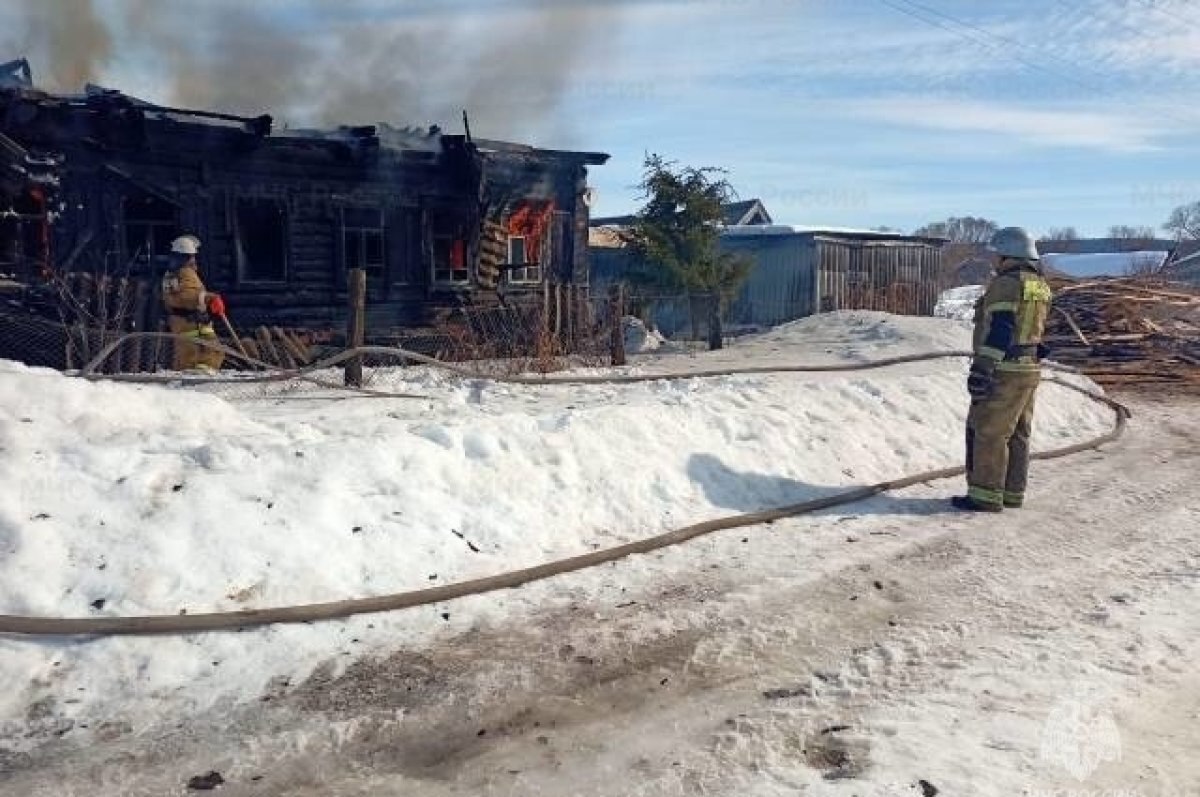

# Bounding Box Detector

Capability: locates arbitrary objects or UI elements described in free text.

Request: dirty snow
[934,284,984,321]
[0,311,1119,777]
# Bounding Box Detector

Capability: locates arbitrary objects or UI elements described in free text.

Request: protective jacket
[972,262,1052,371]
[964,259,1052,509]
[162,261,223,371]
[162,263,212,321]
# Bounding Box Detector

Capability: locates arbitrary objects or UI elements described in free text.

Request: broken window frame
[0,188,51,281]
[234,196,289,285]
[340,206,386,283]
[388,208,422,287]
[427,209,470,286]
[506,234,542,284]
[121,193,179,277]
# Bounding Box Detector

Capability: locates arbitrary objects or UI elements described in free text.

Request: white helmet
[987,227,1039,261]
[170,235,201,255]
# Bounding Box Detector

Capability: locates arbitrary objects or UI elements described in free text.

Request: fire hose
[0,349,1130,637]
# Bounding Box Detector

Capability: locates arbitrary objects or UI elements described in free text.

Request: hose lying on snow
[80,331,997,389]
[3,357,1128,637]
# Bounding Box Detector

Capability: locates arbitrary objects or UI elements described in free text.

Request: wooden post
[568,285,578,350]
[707,290,724,351]
[129,279,149,373]
[610,283,626,367]
[554,283,563,340]
[111,277,130,374]
[345,268,366,387]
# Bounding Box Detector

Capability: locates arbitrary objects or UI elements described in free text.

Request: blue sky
[560,0,1200,235]
[10,0,1200,236]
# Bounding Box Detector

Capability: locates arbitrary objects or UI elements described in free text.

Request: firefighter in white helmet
[162,235,226,372]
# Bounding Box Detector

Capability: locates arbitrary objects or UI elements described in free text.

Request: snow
[1042,250,1168,278]
[622,315,667,353]
[934,284,984,321]
[0,311,1115,755]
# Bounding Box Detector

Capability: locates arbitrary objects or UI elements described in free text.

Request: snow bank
[749,310,972,355]
[0,314,1114,743]
[935,285,985,321]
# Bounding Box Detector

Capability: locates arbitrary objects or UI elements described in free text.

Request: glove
[206,294,227,317]
[967,360,996,399]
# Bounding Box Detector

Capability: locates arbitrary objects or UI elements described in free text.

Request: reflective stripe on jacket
[972,263,1052,372]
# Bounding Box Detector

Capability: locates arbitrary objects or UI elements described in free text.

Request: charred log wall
[1,88,603,339]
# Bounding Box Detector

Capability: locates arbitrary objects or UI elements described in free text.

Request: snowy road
[5,393,1198,796]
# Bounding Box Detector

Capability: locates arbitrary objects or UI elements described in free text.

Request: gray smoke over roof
[2,0,626,147]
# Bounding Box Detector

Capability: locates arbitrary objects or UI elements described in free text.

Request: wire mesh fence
[2,266,943,399]
[1,276,629,396]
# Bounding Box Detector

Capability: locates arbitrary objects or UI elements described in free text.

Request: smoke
[10,0,112,91]
[6,0,625,146]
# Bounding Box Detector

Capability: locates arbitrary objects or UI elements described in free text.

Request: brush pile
[1046,277,1200,386]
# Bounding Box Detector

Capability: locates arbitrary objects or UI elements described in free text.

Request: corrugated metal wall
[589,231,945,335]
[723,235,818,326]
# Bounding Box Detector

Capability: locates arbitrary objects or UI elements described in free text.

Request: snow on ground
[934,284,984,321]
[0,311,1114,752]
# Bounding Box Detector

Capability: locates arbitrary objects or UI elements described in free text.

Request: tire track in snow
[3,398,1199,796]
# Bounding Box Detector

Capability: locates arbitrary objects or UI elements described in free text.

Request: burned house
[0,59,608,364]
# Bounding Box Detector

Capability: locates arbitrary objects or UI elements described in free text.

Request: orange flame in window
[507,201,555,263]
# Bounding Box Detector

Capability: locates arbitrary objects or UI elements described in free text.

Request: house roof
[1037,237,1176,255]
[722,199,772,226]
[1041,251,1169,278]
[591,198,773,228]
[1,73,610,165]
[722,224,945,245]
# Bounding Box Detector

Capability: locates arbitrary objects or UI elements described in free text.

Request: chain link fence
[1,274,629,401]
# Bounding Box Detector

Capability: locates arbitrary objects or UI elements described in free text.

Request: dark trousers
[965,370,1040,506]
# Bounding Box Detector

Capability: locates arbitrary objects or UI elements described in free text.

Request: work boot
[951,495,1003,513]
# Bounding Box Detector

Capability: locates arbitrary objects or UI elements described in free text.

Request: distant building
[951,238,1182,285]
[590,206,945,335]
[1041,251,1169,278]
[1036,237,1176,255]
[950,253,993,286]
[1165,241,1200,285]
[590,197,773,231]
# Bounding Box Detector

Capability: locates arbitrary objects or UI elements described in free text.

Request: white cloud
[842,96,1172,152]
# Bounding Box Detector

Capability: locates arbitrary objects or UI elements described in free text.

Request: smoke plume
[4,0,625,146]
[10,0,112,91]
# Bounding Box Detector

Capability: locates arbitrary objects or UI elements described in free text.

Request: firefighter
[162,234,226,372]
[953,226,1053,513]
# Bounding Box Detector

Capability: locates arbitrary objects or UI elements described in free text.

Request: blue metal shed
[590,226,945,336]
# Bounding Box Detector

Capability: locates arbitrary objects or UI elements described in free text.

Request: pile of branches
[1046,277,1200,387]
